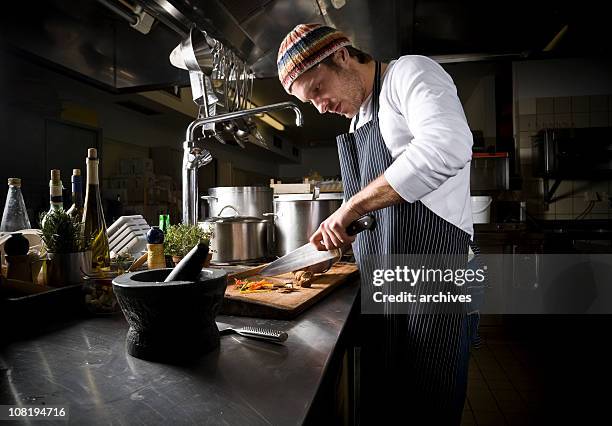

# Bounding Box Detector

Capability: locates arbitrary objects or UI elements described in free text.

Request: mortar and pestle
[112,243,227,362]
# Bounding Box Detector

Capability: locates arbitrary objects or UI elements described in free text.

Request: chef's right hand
[309,203,359,251]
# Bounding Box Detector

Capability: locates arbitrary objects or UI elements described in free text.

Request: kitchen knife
[259,215,376,277]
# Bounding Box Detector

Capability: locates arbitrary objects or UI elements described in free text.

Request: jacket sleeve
[383,56,473,202]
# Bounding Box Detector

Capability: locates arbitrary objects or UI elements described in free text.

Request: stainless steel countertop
[0,279,360,425]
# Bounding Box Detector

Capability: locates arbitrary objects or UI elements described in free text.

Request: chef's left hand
[309,203,362,251]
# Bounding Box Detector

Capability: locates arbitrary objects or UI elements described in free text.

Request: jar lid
[7,178,21,186]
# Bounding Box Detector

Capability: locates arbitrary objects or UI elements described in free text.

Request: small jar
[83,275,120,315]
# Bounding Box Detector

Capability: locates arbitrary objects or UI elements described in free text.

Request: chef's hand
[309,203,362,251]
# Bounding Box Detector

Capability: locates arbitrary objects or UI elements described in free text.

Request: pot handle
[262,212,277,218]
[218,205,241,217]
[200,195,218,202]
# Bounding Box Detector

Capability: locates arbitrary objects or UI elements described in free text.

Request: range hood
[0,0,189,92]
[2,0,607,90]
[135,0,610,78]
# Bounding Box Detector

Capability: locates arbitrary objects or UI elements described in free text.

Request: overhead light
[245,100,285,131]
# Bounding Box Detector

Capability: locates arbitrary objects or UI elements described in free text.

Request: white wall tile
[519,148,532,164]
[571,96,590,113]
[536,114,555,129]
[519,115,537,132]
[572,112,589,128]
[590,95,609,112]
[554,97,571,113]
[536,97,554,114]
[554,113,572,128]
[590,111,609,127]
[518,98,537,115]
[519,131,532,149]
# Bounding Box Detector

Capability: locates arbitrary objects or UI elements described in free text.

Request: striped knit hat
[277,24,351,92]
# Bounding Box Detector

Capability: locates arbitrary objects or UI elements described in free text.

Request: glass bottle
[159,214,170,233]
[82,148,110,270]
[41,169,63,227]
[66,169,84,221]
[0,178,32,232]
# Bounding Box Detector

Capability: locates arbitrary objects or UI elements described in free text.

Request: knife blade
[259,215,376,277]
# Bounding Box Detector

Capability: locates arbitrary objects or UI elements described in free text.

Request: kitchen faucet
[181,102,304,225]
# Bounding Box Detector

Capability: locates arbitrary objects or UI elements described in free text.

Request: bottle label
[147,244,166,269]
[87,159,99,185]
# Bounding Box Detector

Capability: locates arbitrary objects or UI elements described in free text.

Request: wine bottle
[82,148,110,270]
[66,169,84,221]
[41,170,63,227]
[164,242,209,282]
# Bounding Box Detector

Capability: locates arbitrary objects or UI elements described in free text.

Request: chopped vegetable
[234,278,276,293]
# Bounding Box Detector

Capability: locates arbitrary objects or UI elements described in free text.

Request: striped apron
[337,62,472,424]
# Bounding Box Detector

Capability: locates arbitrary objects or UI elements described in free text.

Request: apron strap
[372,61,382,115]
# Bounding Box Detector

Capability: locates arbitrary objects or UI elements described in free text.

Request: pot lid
[208,186,272,194]
[200,215,266,224]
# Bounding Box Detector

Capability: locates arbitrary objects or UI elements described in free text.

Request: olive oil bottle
[41,169,63,227]
[82,148,110,270]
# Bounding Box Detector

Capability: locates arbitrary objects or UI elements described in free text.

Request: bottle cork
[88,148,97,159]
[50,169,61,182]
[73,169,81,176]
[8,178,21,186]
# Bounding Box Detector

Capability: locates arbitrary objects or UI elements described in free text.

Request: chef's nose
[312,99,328,114]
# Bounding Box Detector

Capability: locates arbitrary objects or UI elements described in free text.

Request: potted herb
[163,224,213,266]
[40,209,92,286]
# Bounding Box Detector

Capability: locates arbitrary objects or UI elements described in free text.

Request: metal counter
[0,280,360,425]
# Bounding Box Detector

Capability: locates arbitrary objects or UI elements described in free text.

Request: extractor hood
[0,0,189,92]
[136,0,611,78]
[1,0,608,91]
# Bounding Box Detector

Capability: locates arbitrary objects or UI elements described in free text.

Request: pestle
[164,242,209,282]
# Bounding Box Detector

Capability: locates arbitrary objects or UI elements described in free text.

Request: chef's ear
[335,47,350,66]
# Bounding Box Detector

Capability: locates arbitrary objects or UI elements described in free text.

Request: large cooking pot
[199,206,268,264]
[202,186,274,256]
[201,186,273,218]
[273,193,343,256]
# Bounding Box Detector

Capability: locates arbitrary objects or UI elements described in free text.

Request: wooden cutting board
[220,262,359,319]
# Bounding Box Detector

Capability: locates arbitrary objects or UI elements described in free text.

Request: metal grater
[219,325,288,343]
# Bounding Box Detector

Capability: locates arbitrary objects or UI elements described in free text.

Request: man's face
[289,57,365,119]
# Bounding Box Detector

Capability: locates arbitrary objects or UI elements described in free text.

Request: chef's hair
[322,45,372,67]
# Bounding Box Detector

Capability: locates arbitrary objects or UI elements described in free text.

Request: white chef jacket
[350,55,474,238]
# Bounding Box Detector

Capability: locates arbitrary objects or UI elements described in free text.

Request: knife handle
[346,215,377,236]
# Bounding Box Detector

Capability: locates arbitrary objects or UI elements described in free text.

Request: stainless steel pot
[202,186,274,256]
[199,206,268,264]
[273,193,343,256]
[201,186,273,218]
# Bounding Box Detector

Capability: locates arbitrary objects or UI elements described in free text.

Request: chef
[278,24,475,424]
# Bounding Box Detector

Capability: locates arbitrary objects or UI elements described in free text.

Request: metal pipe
[96,0,138,25]
[181,102,304,225]
[185,101,303,143]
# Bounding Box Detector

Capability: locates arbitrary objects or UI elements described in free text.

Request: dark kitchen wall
[278,145,341,180]
[514,57,612,220]
[444,62,498,150]
[0,49,285,224]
